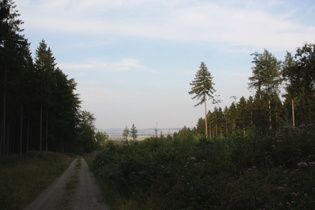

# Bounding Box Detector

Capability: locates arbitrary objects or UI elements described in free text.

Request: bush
[92,128,315,209]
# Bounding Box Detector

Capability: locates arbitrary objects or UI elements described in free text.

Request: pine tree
[248,50,281,131]
[189,62,215,138]
[236,96,249,135]
[282,52,297,127]
[283,43,315,124]
[130,124,137,140]
[34,40,56,151]
[0,0,31,155]
[122,126,129,141]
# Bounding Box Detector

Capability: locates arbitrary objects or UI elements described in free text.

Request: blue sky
[18,0,315,129]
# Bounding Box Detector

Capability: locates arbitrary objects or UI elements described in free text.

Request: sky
[18,0,315,129]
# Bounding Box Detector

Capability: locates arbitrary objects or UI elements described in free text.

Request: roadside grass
[0,151,73,210]
[90,125,315,210]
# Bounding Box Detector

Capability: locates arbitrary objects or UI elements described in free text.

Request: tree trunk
[1,69,7,155]
[39,105,43,152]
[27,117,30,153]
[46,110,48,151]
[204,93,208,138]
[6,126,10,156]
[268,99,272,130]
[209,122,211,138]
[20,105,23,156]
[292,99,295,128]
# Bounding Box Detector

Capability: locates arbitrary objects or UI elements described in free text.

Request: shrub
[92,128,315,209]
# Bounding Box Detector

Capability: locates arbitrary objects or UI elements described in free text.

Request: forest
[1,1,315,209]
[179,45,315,138]
[0,0,99,155]
[1,0,315,156]
[87,43,315,209]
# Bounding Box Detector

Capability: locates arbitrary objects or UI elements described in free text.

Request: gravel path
[72,158,109,210]
[24,157,109,210]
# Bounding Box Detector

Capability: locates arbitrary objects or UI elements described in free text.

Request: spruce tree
[0,0,31,155]
[122,126,129,141]
[130,124,138,140]
[189,62,215,138]
[34,40,56,151]
[248,50,281,131]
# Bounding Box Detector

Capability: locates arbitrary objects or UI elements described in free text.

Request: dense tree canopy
[181,45,315,138]
[0,1,94,155]
[282,43,315,126]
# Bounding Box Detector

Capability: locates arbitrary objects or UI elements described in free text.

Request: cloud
[59,59,143,72]
[19,0,315,51]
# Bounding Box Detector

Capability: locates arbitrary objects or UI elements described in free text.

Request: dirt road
[24,157,109,210]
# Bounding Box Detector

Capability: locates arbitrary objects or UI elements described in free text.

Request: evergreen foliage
[122,126,129,141]
[186,46,314,137]
[189,62,215,138]
[0,1,94,155]
[282,43,315,125]
[130,124,138,140]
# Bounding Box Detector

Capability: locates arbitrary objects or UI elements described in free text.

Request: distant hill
[98,128,181,140]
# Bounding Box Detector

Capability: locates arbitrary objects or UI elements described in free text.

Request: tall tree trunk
[204,93,208,138]
[20,105,23,156]
[268,99,272,130]
[39,105,42,152]
[45,110,48,151]
[27,116,30,153]
[209,122,211,138]
[292,99,295,128]
[6,126,10,156]
[1,69,7,155]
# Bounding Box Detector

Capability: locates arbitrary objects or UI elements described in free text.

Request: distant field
[100,128,180,140]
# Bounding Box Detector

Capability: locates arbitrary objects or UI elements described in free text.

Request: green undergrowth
[91,125,315,210]
[0,151,73,210]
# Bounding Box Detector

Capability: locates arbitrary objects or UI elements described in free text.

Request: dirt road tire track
[24,157,109,210]
[71,158,109,210]
[24,158,78,210]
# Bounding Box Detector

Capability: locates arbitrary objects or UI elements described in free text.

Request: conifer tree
[34,40,56,151]
[283,43,315,124]
[282,52,297,127]
[122,126,129,141]
[0,0,31,155]
[189,62,215,138]
[248,50,281,131]
[130,124,138,140]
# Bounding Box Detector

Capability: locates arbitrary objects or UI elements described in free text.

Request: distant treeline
[0,0,97,155]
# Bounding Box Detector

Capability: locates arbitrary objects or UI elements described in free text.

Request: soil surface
[24,157,109,210]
